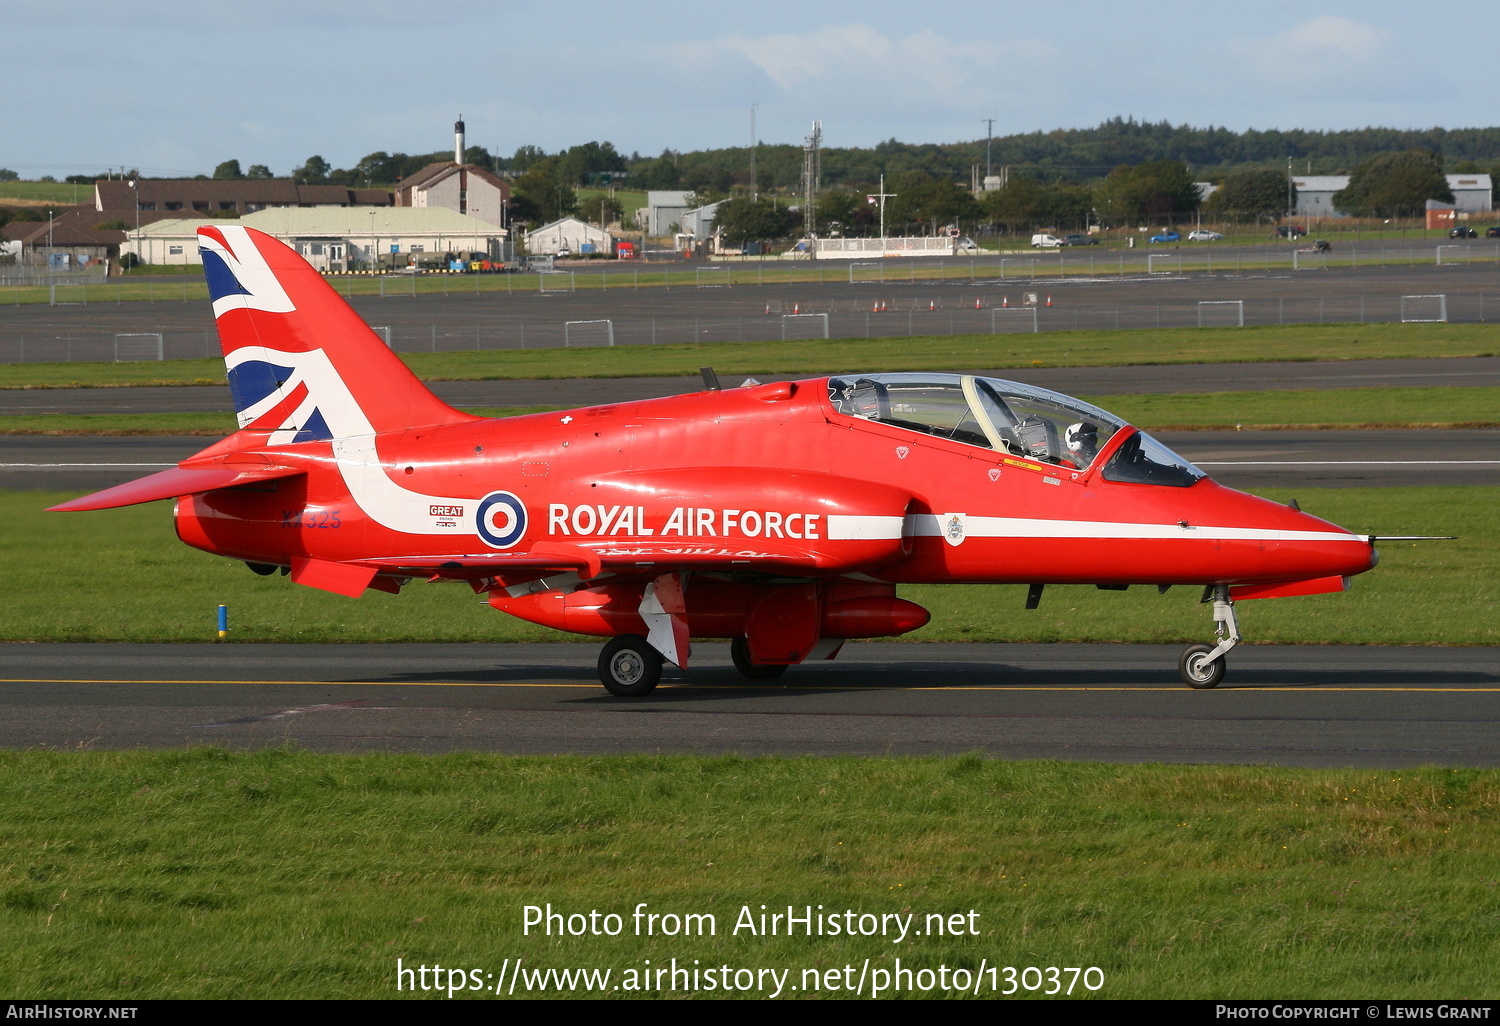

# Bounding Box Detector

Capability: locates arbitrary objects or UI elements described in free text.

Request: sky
[6,0,1495,179]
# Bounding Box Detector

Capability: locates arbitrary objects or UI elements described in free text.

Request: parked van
[1030,233,1065,248]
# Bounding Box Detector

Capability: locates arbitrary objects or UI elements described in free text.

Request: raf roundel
[475,491,528,549]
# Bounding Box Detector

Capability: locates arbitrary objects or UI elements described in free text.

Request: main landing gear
[730,637,788,680]
[596,635,794,695]
[1179,584,1241,689]
[598,635,663,697]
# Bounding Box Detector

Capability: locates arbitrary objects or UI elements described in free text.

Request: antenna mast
[749,103,759,202]
[801,120,822,247]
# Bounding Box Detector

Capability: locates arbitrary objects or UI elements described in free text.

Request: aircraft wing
[47,464,307,512]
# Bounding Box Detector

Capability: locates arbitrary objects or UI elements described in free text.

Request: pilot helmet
[1065,421,1098,454]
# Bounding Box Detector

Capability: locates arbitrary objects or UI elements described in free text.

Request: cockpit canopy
[825,373,1204,487]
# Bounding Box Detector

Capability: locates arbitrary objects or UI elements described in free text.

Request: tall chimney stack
[455,115,466,165]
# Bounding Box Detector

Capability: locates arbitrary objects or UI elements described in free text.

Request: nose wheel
[1178,585,1240,689]
[598,634,663,696]
[1179,644,1226,688]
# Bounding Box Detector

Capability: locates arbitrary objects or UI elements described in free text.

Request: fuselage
[174,373,1377,590]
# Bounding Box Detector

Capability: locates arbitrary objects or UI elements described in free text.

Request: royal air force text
[549,505,821,540]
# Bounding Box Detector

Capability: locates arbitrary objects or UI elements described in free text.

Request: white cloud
[1228,16,1403,93]
[1270,15,1385,60]
[717,24,897,89]
[701,21,1064,144]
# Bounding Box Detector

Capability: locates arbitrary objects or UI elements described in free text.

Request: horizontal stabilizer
[47,464,306,512]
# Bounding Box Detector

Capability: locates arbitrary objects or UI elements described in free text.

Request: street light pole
[130,175,141,270]
[870,175,896,248]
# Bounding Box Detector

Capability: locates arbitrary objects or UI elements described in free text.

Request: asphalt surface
[7,254,1500,359]
[5,429,1497,492]
[5,355,1500,416]
[2,642,1495,766]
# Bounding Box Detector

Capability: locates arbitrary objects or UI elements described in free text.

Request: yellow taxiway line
[0,678,1495,693]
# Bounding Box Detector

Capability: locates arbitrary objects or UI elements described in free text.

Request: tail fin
[197,225,474,443]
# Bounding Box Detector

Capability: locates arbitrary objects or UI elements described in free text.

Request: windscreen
[1100,431,1205,487]
[828,373,1126,471]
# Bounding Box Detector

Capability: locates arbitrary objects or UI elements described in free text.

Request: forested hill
[954,118,1500,173]
[643,119,1500,192]
[129,119,1500,197]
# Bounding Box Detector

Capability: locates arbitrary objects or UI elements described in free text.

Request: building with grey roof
[1294,173,1493,217]
[121,207,508,272]
[638,191,692,235]
[94,178,393,224]
[397,162,510,228]
[523,217,614,257]
[677,201,724,244]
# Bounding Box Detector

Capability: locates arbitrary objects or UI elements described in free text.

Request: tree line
[713,149,1467,242]
[44,116,1484,238]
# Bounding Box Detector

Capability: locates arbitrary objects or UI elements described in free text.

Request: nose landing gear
[1179,584,1240,689]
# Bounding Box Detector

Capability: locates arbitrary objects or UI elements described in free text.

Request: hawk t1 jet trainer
[51,226,1382,694]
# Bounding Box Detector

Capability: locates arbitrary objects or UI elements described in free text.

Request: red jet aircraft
[52,226,1382,693]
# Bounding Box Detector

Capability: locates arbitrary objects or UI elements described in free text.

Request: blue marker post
[217,604,229,640]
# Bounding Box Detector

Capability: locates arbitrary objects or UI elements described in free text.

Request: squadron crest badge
[943,512,967,547]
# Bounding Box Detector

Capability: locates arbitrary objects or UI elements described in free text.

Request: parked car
[1062,233,1099,246]
[1187,229,1224,241]
[1449,227,1477,239]
[1274,225,1307,239]
[1030,233,1065,248]
[1148,231,1180,244]
[1486,227,1500,238]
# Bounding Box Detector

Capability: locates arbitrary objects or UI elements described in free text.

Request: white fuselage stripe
[826,513,1357,544]
[826,514,906,540]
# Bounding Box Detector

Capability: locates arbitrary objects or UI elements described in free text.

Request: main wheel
[598,635,662,696]
[1179,643,1226,689]
[730,637,787,680]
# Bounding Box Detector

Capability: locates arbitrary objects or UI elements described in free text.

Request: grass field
[3,386,1495,436]
[5,487,1494,646]
[0,749,1494,999]
[0,180,96,206]
[2,322,1497,391]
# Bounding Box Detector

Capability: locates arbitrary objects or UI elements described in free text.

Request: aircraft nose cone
[1285,507,1377,579]
[1195,484,1378,583]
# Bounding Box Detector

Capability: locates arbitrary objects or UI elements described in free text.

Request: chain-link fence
[6,241,1500,307]
[3,289,1495,364]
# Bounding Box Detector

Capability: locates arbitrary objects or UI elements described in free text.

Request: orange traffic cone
[792,303,800,314]
[928,300,936,311]
[1046,295,1053,307]
[974,297,983,310]
[1001,296,1008,308]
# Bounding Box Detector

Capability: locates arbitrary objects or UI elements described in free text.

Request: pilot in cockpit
[1064,421,1099,467]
